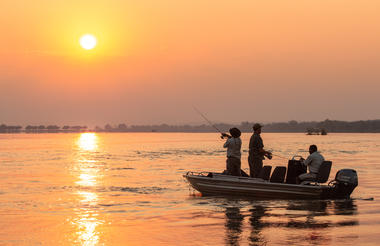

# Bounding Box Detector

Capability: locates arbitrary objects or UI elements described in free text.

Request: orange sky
[0,0,379,125]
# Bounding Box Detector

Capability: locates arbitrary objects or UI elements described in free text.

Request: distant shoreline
[1,131,380,134]
[1,119,380,133]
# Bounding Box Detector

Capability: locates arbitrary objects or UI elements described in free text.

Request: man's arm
[223,139,230,148]
[303,155,313,167]
[251,136,271,157]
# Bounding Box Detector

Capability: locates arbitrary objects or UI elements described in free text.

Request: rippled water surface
[0,133,379,245]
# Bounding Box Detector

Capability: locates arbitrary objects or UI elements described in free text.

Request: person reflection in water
[224,205,267,245]
[222,128,242,176]
[224,207,244,245]
[248,205,267,244]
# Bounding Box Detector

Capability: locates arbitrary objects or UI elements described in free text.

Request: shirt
[304,151,325,174]
[249,133,264,157]
[223,137,242,159]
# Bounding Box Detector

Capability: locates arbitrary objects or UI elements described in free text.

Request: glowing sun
[79,34,97,50]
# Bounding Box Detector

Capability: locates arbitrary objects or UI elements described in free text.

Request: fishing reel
[220,133,231,139]
[265,152,273,160]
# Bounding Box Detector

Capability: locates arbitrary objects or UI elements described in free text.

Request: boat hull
[185,173,334,199]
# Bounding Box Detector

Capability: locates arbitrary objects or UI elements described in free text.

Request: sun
[79,34,97,50]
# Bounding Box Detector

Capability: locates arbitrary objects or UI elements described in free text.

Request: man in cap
[248,123,272,178]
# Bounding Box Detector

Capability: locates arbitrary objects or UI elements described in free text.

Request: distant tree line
[93,119,380,133]
[1,119,380,134]
[0,124,88,133]
[0,124,22,133]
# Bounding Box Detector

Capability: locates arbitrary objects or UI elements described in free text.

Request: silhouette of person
[248,123,272,178]
[222,128,242,176]
[297,145,324,183]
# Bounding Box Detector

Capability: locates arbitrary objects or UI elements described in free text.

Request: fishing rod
[192,106,226,137]
[265,148,291,160]
[271,153,289,160]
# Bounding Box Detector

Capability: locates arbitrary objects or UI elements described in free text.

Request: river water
[0,133,379,245]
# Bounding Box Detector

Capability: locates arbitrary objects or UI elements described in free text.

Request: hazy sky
[0,0,379,126]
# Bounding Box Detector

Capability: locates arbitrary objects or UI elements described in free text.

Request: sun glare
[78,133,98,151]
[80,34,97,50]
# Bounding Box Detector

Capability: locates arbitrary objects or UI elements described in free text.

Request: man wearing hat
[222,127,242,176]
[248,123,272,178]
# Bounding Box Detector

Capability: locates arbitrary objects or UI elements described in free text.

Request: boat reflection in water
[72,133,104,246]
[223,199,358,245]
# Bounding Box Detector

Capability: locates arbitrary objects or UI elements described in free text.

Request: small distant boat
[306,128,328,135]
[184,161,357,199]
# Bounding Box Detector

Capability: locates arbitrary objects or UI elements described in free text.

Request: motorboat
[184,158,358,199]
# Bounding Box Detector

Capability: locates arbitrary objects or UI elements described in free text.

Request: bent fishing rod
[192,107,292,155]
[192,106,228,138]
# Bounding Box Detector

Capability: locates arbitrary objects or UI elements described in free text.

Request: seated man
[297,145,325,183]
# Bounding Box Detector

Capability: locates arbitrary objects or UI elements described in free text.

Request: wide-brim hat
[229,127,241,138]
[253,123,263,130]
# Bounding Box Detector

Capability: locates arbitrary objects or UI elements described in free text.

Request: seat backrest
[259,165,272,180]
[316,161,332,183]
[270,166,286,183]
[286,159,307,184]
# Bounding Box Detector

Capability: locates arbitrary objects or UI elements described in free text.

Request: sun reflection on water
[77,173,97,187]
[77,191,98,205]
[78,133,98,151]
[72,133,103,246]
[74,191,102,246]
[75,133,101,186]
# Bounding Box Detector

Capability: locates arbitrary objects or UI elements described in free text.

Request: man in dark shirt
[248,123,272,178]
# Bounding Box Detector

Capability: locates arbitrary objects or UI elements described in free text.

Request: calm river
[0,133,379,245]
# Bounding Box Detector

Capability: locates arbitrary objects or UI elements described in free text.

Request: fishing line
[192,106,224,135]
[270,153,289,160]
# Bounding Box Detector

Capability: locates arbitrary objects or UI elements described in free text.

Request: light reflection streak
[77,191,98,205]
[75,134,101,187]
[77,173,97,187]
[72,133,103,246]
[74,191,102,246]
[78,133,98,151]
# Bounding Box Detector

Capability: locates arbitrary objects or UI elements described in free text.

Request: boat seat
[301,161,332,184]
[258,165,272,180]
[285,159,307,184]
[316,161,332,183]
[270,166,286,183]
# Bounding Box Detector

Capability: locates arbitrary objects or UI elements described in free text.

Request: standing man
[222,128,242,176]
[248,123,272,178]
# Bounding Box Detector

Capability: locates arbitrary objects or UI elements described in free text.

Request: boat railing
[185,171,210,177]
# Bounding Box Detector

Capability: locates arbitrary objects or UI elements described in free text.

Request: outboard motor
[333,169,358,198]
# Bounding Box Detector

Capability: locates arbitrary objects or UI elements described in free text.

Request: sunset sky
[0,0,379,126]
